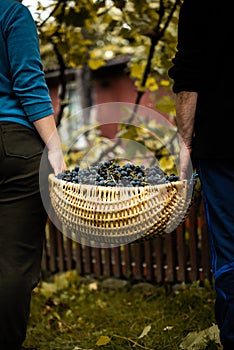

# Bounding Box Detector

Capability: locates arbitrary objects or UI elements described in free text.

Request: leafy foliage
[33,0,182,91]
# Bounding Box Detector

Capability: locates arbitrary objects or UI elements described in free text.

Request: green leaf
[40,281,58,298]
[124,140,137,159]
[155,95,176,114]
[96,335,111,346]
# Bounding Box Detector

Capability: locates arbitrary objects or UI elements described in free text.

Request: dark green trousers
[0,122,47,350]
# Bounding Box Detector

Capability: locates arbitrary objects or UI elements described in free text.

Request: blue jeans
[199,159,234,349]
[0,122,47,350]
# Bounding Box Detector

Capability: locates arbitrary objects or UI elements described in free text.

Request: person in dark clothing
[168,0,234,348]
[0,0,66,349]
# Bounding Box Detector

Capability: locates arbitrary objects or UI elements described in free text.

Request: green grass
[23,271,221,350]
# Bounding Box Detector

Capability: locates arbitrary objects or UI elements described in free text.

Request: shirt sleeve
[4,3,54,122]
[168,0,205,93]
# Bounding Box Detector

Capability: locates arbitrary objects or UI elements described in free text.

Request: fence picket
[42,199,212,284]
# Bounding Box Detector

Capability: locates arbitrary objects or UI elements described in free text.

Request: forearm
[33,115,66,175]
[33,115,61,151]
[175,91,198,148]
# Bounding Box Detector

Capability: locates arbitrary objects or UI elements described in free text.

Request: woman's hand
[47,148,66,176]
[33,115,66,175]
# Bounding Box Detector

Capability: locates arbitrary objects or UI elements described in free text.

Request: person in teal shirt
[0,1,66,349]
[0,0,54,129]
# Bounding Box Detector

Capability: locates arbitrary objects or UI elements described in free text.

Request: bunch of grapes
[56,160,180,187]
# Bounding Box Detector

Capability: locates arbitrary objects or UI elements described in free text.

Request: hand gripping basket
[48,174,193,245]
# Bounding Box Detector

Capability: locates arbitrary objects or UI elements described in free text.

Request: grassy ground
[23,271,222,350]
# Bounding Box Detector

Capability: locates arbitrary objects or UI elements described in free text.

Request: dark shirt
[168,0,234,159]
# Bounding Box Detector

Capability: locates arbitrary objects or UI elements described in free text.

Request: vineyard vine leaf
[88,58,106,70]
[125,140,137,159]
[145,77,159,91]
[159,155,175,173]
[116,125,138,139]
[155,95,176,115]
[96,335,111,346]
[138,324,151,339]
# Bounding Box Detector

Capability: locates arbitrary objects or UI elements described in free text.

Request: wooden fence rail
[41,197,213,284]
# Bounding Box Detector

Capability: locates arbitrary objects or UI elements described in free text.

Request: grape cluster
[56,160,180,187]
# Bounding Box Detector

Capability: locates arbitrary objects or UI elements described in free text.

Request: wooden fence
[41,196,213,284]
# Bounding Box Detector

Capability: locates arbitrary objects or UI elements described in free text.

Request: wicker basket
[48,174,193,244]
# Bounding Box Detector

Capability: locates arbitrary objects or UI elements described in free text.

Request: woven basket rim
[48,173,188,190]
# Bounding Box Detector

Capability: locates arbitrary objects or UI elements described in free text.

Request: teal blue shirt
[0,0,54,129]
